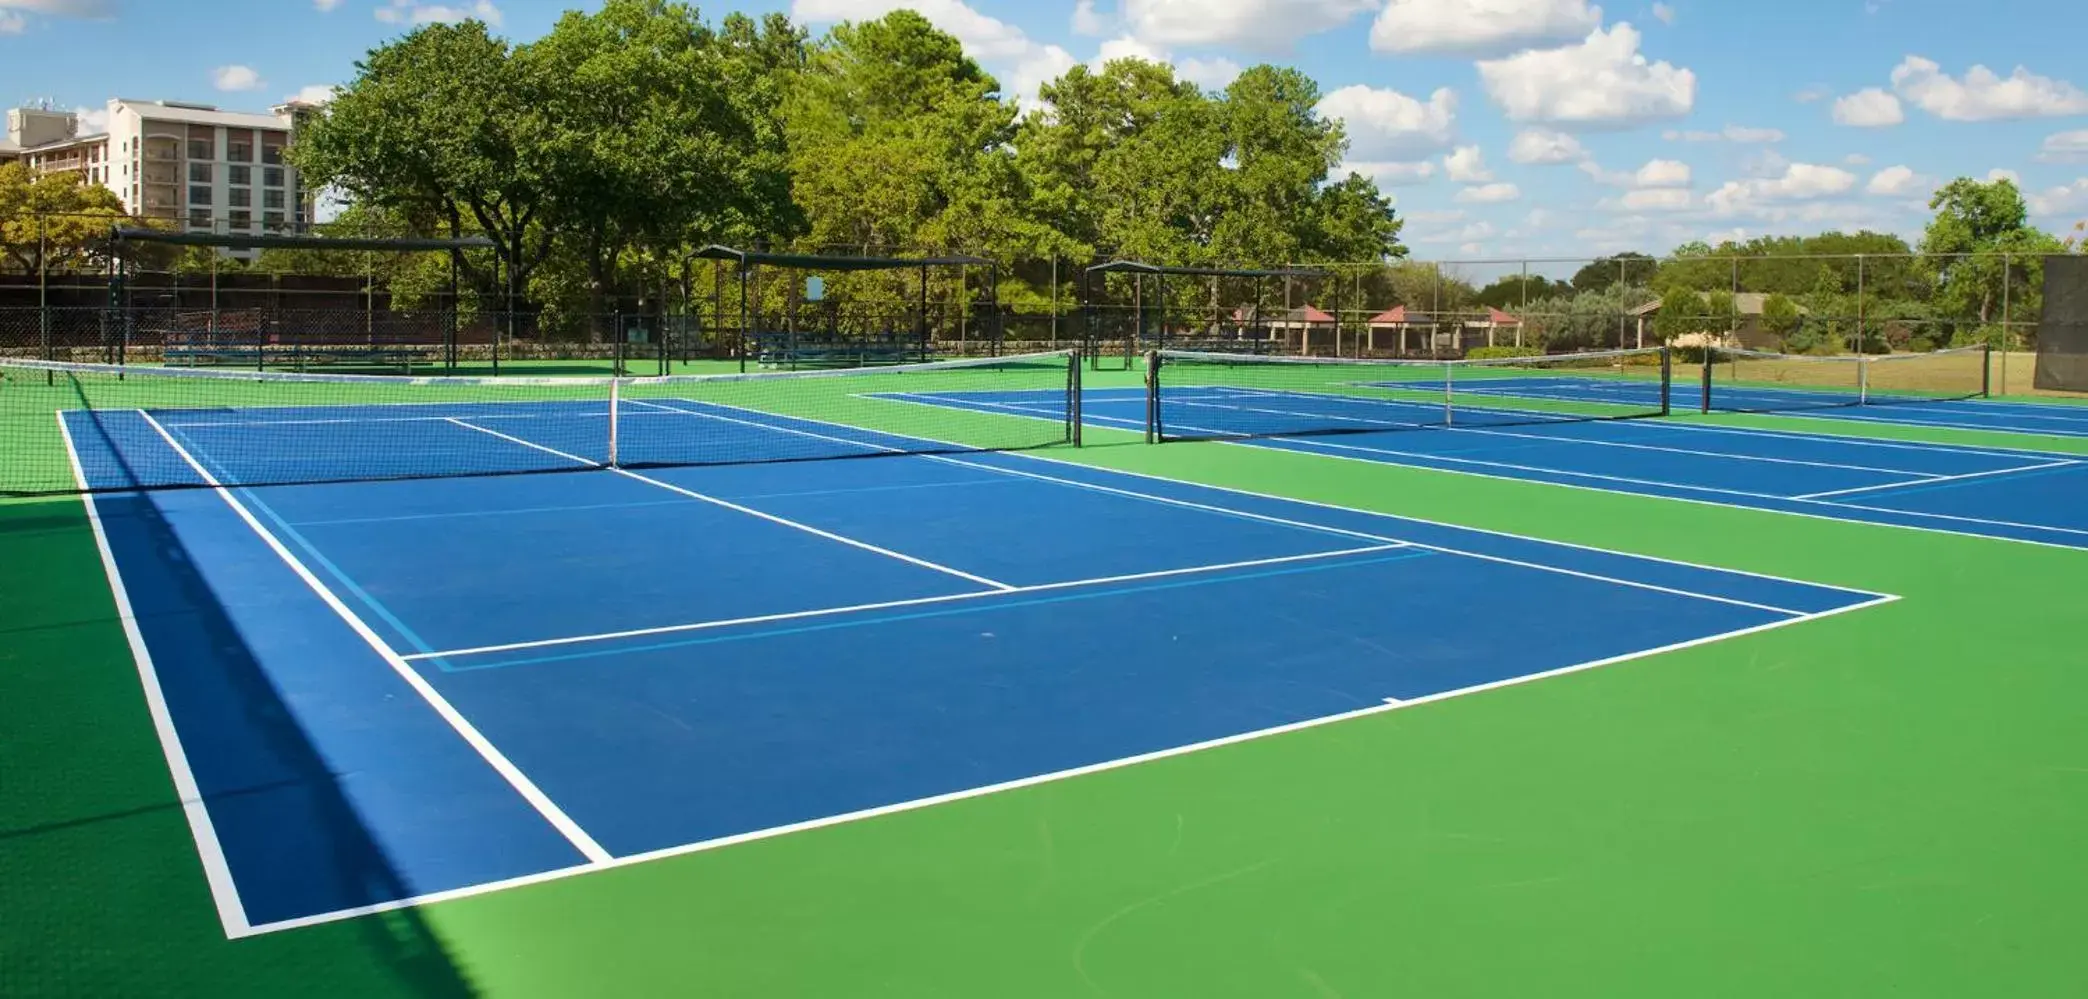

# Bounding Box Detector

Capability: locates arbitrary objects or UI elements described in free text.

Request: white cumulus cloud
[1342,160,1439,186]
[1831,87,1903,127]
[212,65,264,92]
[1122,0,1377,52]
[1318,84,1458,159]
[1443,145,1492,182]
[285,84,337,106]
[1455,182,1521,203]
[2028,178,2088,218]
[314,0,342,10]
[1650,2,1675,24]
[1890,55,2088,121]
[1371,0,1601,57]
[1864,165,1926,196]
[1662,124,1785,143]
[1508,127,1586,164]
[0,10,21,32]
[375,0,503,27]
[1071,0,1104,35]
[1705,162,1857,215]
[795,0,1074,107]
[1619,187,1691,211]
[2039,130,2088,164]
[1477,23,1696,127]
[1634,158,1690,187]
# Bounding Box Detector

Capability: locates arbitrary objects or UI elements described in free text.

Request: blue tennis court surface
[889,386,2088,549]
[61,398,1886,936]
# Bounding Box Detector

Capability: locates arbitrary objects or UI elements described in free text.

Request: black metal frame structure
[692,245,999,373]
[107,227,496,373]
[1080,260,1327,370]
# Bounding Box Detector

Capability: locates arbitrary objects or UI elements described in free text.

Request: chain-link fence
[4,211,2075,387]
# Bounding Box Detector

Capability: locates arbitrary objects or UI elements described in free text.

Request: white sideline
[133,410,614,865]
[56,415,254,938]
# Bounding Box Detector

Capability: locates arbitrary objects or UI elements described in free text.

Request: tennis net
[1699,345,1990,414]
[2,350,1079,495]
[1147,347,1671,443]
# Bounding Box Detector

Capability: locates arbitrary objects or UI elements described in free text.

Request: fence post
[37,213,51,364]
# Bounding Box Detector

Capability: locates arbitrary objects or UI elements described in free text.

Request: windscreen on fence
[2034,254,2088,393]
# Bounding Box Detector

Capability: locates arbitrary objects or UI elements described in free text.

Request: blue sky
[5,0,2086,267]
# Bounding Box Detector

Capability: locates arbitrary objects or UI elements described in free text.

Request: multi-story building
[5,98,318,256]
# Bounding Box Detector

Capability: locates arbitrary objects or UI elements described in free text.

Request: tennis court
[5,354,1884,936]
[895,350,2088,549]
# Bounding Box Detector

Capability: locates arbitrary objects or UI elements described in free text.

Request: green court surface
[4,364,2086,997]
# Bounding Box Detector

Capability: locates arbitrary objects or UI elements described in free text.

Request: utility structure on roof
[690,245,1000,373]
[1080,259,1329,369]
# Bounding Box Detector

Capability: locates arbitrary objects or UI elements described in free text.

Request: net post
[1067,350,1083,447]
[1659,345,1671,416]
[607,376,621,468]
[1700,347,1712,414]
[1144,349,1162,444]
[1442,360,1454,427]
[1981,341,1993,398]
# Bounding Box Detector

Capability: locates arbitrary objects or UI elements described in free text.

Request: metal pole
[38,214,50,365]
[1051,254,1059,347]
[1856,254,1867,403]
[2000,251,2012,396]
[738,264,750,375]
[1518,259,1528,349]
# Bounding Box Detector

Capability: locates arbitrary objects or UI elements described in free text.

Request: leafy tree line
[271,0,1402,332]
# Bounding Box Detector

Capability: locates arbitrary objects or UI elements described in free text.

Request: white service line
[1186,393,1960,476]
[234,590,1898,939]
[135,410,614,866]
[57,415,254,938]
[646,399,1816,617]
[1789,459,2083,501]
[403,543,1411,662]
[443,417,1016,592]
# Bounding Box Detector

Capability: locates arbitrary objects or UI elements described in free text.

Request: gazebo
[1267,305,1337,354]
[1366,305,1421,354]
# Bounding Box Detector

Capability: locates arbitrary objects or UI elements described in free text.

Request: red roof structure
[1485,307,1521,325]
[1367,305,1409,326]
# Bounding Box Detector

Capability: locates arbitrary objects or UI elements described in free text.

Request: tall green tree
[1921,176,2064,335]
[294,20,549,299]
[522,0,790,319]
[0,163,129,274]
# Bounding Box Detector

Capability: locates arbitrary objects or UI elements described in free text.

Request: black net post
[1700,348,1713,413]
[1982,342,1993,397]
[613,310,626,377]
[1144,349,1162,443]
[1660,346,1672,416]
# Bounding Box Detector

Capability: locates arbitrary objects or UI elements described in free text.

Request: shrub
[1464,345,1541,360]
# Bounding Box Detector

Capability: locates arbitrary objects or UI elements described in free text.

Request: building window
[228,187,251,208]
[189,185,212,205]
[228,165,250,186]
[263,211,285,232]
[227,139,252,163]
[262,143,284,165]
[228,210,250,231]
[189,209,212,229]
[263,189,285,210]
[189,162,212,183]
[187,138,212,160]
[264,167,284,187]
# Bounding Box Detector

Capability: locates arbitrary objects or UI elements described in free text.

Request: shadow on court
[0,495,482,997]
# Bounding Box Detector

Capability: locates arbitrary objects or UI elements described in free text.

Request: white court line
[444,417,1017,592]
[401,543,1411,662]
[56,415,254,938]
[876,388,2088,551]
[644,398,1815,617]
[1789,459,2084,501]
[133,410,615,866]
[697,395,1900,596]
[235,590,1898,938]
[1196,391,1950,476]
[1771,407,2088,439]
